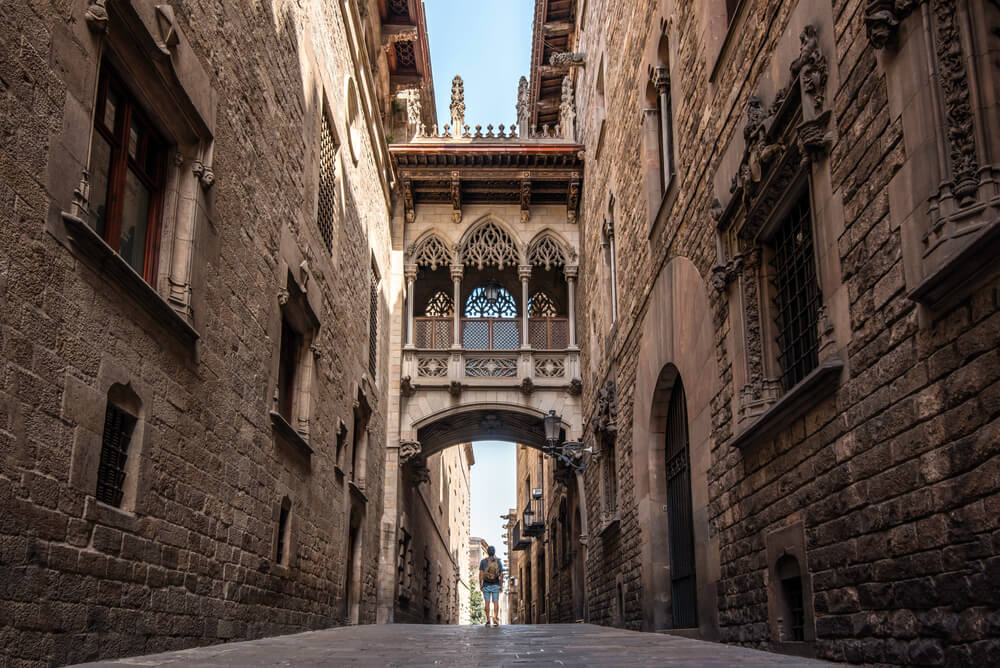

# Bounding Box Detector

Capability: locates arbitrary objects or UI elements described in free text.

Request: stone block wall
[0,0,392,664]
[567,0,1000,664]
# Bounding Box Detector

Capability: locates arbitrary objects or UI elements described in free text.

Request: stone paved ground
[73,624,835,667]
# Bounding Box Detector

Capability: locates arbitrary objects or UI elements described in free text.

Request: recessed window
[89,62,167,283]
[276,498,291,565]
[278,316,302,422]
[771,194,820,390]
[96,403,138,507]
[776,554,805,641]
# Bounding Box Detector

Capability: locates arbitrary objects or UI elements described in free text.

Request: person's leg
[492,599,500,625]
[483,589,493,624]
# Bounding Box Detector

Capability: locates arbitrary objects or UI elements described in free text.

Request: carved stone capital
[404,264,418,282]
[398,440,422,465]
[564,264,579,280]
[651,66,670,93]
[518,264,533,282]
[550,52,586,68]
[864,0,913,49]
[85,1,108,34]
[449,264,464,281]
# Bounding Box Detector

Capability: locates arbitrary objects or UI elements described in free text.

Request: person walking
[479,545,503,627]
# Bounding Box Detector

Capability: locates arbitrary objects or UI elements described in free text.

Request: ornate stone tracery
[461,221,519,270]
[528,234,568,270]
[424,291,454,317]
[411,234,451,270]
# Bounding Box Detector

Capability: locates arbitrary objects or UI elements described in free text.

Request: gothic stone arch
[631,256,719,636]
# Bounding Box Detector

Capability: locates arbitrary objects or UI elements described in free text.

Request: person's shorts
[482,583,501,602]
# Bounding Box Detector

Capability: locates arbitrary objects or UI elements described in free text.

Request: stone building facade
[0,0,449,664]
[525,0,1000,665]
[390,443,471,625]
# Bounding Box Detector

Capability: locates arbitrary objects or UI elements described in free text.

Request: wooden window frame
[92,62,167,285]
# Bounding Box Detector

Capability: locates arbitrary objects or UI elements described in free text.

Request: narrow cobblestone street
[74,624,833,667]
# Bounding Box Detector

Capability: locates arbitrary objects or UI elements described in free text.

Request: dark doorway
[665,378,697,628]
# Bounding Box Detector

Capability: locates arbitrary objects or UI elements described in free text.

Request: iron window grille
[276,503,290,564]
[771,194,821,391]
[369,260,379,378]
[96,404,138,507]
[317,110,338,252]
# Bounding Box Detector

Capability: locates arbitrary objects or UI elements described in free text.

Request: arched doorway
[665,377,697,628]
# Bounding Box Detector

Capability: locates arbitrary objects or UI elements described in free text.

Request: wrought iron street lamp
[541,410,591,473]
[483,278,502,304]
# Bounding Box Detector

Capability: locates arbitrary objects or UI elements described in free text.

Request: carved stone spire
[450,75,466,136]
[516,76,531,137]
[559,76,576,142]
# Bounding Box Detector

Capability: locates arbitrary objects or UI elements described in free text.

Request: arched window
[424,291,454,317]
[528,291,559,318]
[464,285,517,318]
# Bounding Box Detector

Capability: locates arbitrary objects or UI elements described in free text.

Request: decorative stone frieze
[932,0,979,203]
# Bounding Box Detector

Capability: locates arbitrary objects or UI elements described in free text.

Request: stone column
[450,263,463,348]
[519,264,532,349]
[565,264,578,349]
[404,264,417,348]
[653,66,673,192]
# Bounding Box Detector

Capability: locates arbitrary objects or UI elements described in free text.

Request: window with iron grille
[317,110,338,252]
[771,194,820,391]
[394,40,416,70]
[96,404,138,507]
[276,500,291,564]
[369,259,379,378]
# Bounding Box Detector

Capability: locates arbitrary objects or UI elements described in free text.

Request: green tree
[469,575,485,624]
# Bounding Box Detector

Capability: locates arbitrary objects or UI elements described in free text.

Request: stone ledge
[83,495,141,532]
[349,480,369,504]
[730,356,844,450]
[269,411,314,457]
[61,212,200,350]
[908,217,1000,312]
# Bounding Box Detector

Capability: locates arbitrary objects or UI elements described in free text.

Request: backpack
[483,557,501,584]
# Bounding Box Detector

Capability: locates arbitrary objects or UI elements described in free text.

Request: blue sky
[424,0,535,131]
[423,2,532,565]
[470,441,517,565]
